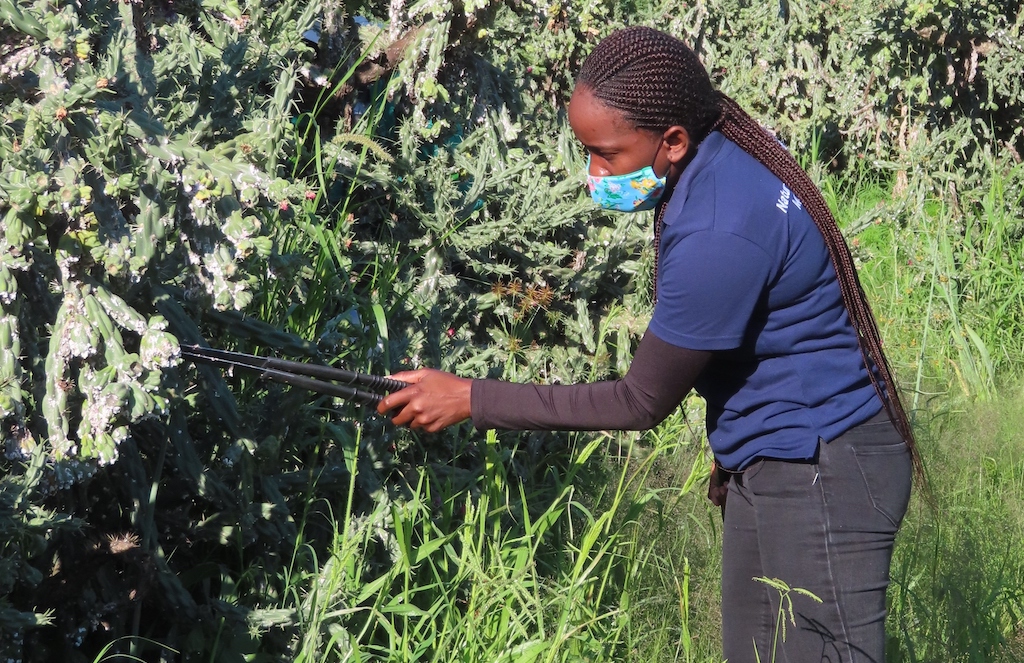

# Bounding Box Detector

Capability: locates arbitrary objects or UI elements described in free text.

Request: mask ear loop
[648,133,669,180]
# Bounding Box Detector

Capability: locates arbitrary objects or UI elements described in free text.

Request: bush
[1,0,1022,659]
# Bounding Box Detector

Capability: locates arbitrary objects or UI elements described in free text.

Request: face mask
[586,156,667,212]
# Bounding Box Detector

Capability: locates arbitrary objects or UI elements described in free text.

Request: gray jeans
[721,412,912,662]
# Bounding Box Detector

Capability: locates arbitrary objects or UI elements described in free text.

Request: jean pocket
[740,457,766,482]
[852,443,912,528]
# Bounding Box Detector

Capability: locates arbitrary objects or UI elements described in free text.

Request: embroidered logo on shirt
[775,185,803,213]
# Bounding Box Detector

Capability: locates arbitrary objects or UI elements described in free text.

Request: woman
[378,26,915,663]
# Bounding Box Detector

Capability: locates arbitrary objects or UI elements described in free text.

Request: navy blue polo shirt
[648,131,882,470]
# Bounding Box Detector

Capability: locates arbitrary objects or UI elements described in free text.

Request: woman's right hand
[376,368,473,433]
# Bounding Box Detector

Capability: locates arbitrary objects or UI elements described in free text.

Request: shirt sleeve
[648,229,773,351]
[469,330,710,431]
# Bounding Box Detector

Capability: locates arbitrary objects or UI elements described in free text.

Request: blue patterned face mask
[586,157,667,212]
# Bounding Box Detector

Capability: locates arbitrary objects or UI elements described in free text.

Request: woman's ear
[663,126,691,165]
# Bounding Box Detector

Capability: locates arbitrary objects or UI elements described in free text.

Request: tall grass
[273,429,707,662]
[887,386,1024,662]
[846,157,1024,402]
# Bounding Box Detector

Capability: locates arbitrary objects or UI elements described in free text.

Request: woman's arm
[377,331,710,433]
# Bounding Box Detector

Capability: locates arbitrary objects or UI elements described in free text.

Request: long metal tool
[180,345,408,406]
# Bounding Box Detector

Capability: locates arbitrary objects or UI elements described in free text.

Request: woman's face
[568,86,690,186]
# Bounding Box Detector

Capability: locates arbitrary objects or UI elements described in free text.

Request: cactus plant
[0,0,320,465]
[0,0,328,652]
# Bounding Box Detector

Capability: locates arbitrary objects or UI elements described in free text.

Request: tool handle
[181,345,408,392]
[181,347,406,405]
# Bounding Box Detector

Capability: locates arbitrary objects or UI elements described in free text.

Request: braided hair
[577,26,921,477]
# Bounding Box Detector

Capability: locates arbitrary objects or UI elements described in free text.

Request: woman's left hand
[376,368,473,432]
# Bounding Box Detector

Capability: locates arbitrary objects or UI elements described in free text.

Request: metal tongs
[181,345,409,406]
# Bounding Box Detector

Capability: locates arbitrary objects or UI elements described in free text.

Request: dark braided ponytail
[578,27,922,478]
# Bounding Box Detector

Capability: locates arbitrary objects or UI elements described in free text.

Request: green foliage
[380,116,649,384]
[888,390,1024,662]
[842,155,1024,400]
[0,0,652,657]
[670,0,1024,167]
[0,0,1022,660]
[282,431,679,663]
[0,0,321,465]
[0,0,328,654]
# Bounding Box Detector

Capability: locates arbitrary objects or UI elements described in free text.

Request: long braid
[578,27,922,480]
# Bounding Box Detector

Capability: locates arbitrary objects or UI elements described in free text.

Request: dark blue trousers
[721,412,912,662]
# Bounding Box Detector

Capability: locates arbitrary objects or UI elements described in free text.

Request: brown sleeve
[470,330,711,431]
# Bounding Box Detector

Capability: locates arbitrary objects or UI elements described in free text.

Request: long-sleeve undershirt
[470,331,711,431]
